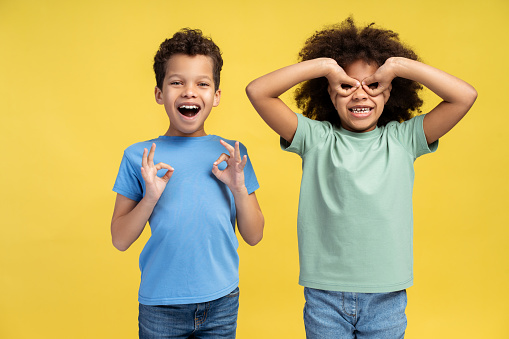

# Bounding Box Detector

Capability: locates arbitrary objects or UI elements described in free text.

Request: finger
[211,163,223,179]
[362,83,385,97]
[213,153,230,166]
[160,167,174,182]
[234,141,242,162]
[140,166,150,181]
[142,148,148,167]
[219,139,235,155]
[155,162,174,172]
[341,84,360,97]
[338,77,361,97]
[361,74,387,96]
[147,143,156,166]
[238,155,247,171]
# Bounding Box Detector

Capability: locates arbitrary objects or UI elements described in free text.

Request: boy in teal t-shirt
[246,17,476,338]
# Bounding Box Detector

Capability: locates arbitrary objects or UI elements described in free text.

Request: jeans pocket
[226,286,240,298]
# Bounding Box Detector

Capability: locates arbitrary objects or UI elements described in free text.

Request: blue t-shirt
[113,135,259,305]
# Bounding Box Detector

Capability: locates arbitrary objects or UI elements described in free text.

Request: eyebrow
[167,73,213,81]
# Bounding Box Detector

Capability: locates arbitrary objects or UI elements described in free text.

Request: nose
[352,86,368,100]
[182,84,197,97]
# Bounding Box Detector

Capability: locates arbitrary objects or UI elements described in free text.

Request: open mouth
[178,105,201,118]
[349,107,373,117]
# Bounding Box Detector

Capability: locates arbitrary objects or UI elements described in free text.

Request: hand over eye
[326,64,361,97]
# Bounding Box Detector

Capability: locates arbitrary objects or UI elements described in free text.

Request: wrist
[320,58,339,78]
[141,194,160,207]
[385,57,407,78]
[230,185,249,199]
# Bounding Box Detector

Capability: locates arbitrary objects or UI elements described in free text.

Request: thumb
[362,76,384,96]
[211,163,223,180]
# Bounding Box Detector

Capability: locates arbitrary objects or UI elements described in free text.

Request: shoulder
[381,114,437,156]
[382,115,425,135]
[123,138,159,153]
[282,113,336,154]
[296,113,335,138]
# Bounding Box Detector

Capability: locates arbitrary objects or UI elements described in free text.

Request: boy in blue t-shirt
[246,18,476,338]
[112,28,264,338]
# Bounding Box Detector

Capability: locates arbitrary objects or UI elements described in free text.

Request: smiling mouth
[349,107,373,117]
[178,105,201,117]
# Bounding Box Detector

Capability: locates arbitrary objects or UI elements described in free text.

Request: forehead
[344,60,379,80]
[165,54,214,78]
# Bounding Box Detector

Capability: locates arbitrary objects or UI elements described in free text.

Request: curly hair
[295,17,423,127]
[153,28,223,91]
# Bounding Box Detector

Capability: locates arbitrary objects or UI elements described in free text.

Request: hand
[140,143,174,202]
[212,140,247,195]
[326,61,361,97]
[361,58,396,98]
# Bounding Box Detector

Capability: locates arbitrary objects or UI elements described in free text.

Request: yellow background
[1,0,508,338]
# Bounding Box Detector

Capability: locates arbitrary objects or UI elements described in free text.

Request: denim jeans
[304,287,407,339]
[139,287,239,339]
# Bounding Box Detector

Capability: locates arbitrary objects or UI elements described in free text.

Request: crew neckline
[337,125,382,139]
[157,134,217,141]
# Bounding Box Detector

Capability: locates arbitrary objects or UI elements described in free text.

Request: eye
[367,82,379,90]
[198,82,210,87]
[170,81,182,86]
[341,84,353,90]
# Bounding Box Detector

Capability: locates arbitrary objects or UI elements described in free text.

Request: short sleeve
[280,113,332,156]
[238,143,259,195]
[112,152,144,201]
[390,114,438,159]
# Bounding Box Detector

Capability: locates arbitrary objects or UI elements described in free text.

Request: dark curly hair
[153,28,223,91]
[295,17,423,127]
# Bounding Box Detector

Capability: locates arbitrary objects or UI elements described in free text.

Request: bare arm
[111,193,157,251]
[363,57,477,144]
[232,190,264,246]
[212,140,264,246]
[111,143,174,251]
[246,58,360,143]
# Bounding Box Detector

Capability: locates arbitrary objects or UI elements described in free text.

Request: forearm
[246,58,336,99]
[111,196,157,251]
[246,58,336,141]
[388,57,477,143]
[233,189,264,246]
[389,57,477,106]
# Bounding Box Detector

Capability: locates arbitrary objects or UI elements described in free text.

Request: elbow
[464,84,478,108]
[111,225,131,252]
[469,87,478,106]
[245,217,265,246]
[112,237,130,252]
[245,233,263,246]
[245,80,261,102]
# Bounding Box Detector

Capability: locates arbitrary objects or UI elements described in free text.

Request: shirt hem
[299,278,413,293]
[138,280,239,305]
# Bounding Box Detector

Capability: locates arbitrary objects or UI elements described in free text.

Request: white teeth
[179,105,199,109]
[351,107,371,113]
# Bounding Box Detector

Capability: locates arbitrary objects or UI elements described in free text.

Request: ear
[213,89,221,107]
[154,86,163,105]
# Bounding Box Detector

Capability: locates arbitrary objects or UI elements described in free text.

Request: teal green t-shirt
[281,113,438,293]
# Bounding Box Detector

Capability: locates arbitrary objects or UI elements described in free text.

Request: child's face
[155,54,221,137]
[329,60,391,133]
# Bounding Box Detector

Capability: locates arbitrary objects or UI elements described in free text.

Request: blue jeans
[139,287,239,339]
[304,287,407,339]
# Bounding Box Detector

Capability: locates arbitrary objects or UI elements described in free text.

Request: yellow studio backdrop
[1,0,507,338]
